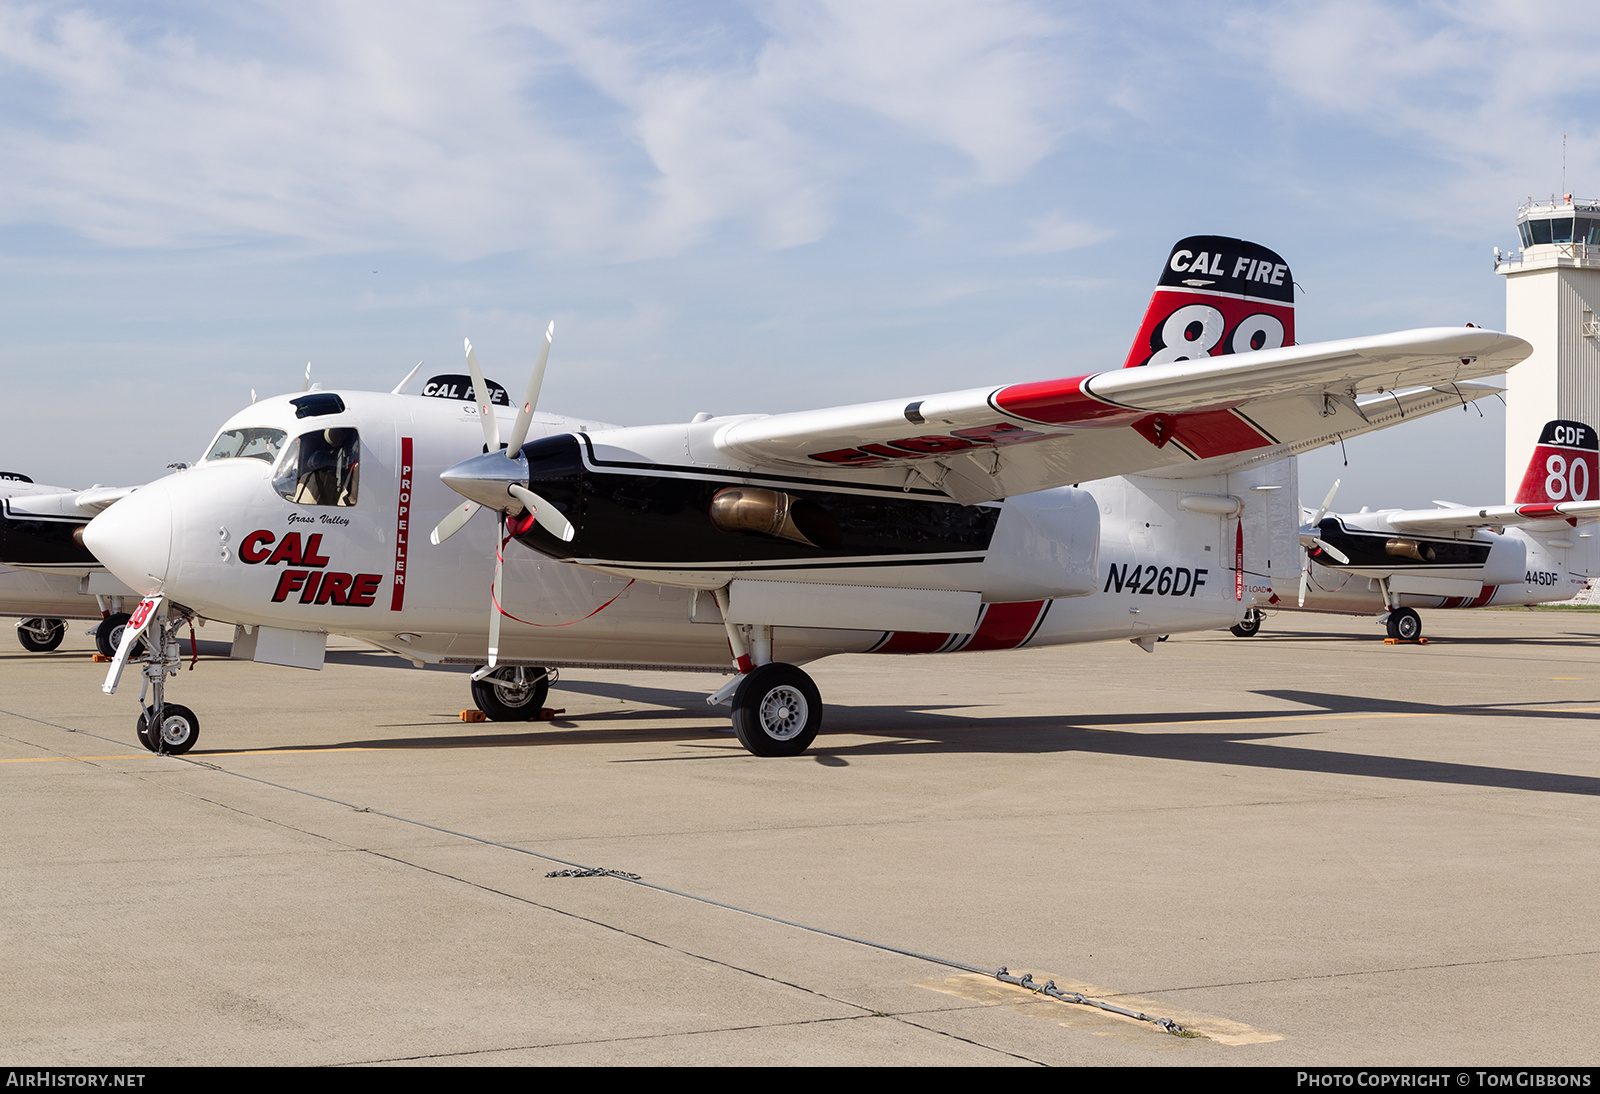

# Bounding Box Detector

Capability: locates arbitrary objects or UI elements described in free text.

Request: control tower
[1496,197,1600,500]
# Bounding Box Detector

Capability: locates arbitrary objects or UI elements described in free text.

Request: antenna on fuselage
[392,361,424,395]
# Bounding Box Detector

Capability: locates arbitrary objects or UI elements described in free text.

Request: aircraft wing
[1384,501,1600,534]
[714,327,1527,503]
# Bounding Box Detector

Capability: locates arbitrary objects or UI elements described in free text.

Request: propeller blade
[1311,537,1349,565]
[1299,550,1310,607]
[1310,478,1341,526]
[464,338,500,452]
[487,513,505,669]
[430,499,481,545]
[302,362,312,392]
[509,484,575,542]
[505,321,555,456]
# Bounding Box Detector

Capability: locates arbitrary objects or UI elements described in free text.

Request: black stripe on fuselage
[513,433,1001,567]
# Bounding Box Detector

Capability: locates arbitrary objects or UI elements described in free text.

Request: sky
[1,0,1596,507]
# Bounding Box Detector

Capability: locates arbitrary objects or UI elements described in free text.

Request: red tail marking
[1513,422,1598,505]
[1124,290,1296,369]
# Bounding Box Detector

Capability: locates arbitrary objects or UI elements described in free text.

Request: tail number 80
[1545,454,1590,501]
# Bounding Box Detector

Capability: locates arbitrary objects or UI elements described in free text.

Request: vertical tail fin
[1513,420,1599,505]
[1123,236,1296,369]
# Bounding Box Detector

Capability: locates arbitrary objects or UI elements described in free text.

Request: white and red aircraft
[0,474,138,653]
[1231,419,1600,641]
[82,235,1527,757]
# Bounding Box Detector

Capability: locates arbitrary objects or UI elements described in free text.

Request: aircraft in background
[1230,420,1600,640]
[0,474,139,653]
[82,235,1526,757]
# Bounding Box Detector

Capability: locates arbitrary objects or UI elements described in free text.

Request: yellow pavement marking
[916,971,1282,1046]
[0,746,385,763]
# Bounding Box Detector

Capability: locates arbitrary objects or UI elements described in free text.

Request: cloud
[1230,0,1600,218]
[0,0,1073,259]
[1002,210,1112,254]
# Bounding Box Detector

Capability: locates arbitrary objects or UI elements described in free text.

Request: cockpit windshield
[272,428,360,507]
[203,427,288,464]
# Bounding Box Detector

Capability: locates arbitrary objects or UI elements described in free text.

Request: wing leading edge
[713,327,1529,504]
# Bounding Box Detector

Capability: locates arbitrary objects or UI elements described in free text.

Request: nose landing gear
[100,596,200,755]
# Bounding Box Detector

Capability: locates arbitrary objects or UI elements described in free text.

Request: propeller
[430,324,564,545]
[1298,478,1350,606]
[429,324,571,670]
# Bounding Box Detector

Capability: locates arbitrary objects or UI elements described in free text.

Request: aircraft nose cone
[83,483,173,597]
[440,450,526,510]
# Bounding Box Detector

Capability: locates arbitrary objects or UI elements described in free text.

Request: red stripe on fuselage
[873,631,952,654]
[964,601,1047,652]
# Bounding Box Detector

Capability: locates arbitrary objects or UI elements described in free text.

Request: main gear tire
[730,663,822,757]
[1387,608,1422,642]
[1229,609,1263,638]
[16,618,66,652]
[96,612,146,659]
[470,667,551,721]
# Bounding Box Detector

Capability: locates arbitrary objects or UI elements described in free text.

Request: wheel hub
[489,668,537,705]
[758,686,807,741]
[160,715,191,746]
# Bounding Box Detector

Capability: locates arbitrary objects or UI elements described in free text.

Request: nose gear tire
[136,704,200,755]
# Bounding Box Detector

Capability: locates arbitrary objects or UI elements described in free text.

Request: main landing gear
[1384,606,1422,642]
[708,588,823,757]
[470,665,555,721]
[1375,577,1423,642]
[1229,608,1264,638]
[730,662,822,757]
[15,617,66,652]
[95,611,147,659]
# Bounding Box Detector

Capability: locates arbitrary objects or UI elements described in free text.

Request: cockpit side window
[272,428,360,506]
[203,427,287,465]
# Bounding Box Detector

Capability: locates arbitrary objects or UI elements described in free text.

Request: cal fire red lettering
[266,533,305,567]
[240,530,275,563]
[272,570,309,602]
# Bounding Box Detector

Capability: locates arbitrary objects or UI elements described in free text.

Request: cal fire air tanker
[1230,419,1600,641]
[83,236,1528,758]
[0,474,139,654]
